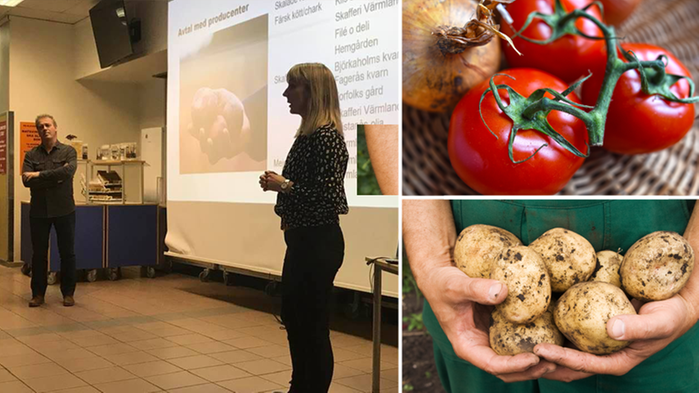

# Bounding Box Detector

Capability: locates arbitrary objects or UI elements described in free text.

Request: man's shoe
[28,296,44,307]
[63,296,75,307]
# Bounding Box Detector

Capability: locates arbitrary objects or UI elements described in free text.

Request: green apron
[424,200,699,393]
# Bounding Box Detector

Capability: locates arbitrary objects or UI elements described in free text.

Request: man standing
[22,114,77,307]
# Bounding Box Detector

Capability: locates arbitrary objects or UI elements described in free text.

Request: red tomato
[501,0,606,83]
[598,0,642,26]
[448,68,589,195]
[581,43,695,155]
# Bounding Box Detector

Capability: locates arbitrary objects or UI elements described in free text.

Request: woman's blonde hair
[286,63,343,137]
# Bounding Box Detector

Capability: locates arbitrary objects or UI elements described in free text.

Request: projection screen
[166,0,400,296]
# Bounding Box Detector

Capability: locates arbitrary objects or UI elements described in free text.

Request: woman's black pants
[282,223,344,393]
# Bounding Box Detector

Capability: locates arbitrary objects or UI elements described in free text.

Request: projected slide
[179,15,268,174]
[168,0,400,207]
[166,0,400,297]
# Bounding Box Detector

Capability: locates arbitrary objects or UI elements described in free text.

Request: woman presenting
[260,62,349,393]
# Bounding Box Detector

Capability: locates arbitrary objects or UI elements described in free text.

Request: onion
[403,0,502,113]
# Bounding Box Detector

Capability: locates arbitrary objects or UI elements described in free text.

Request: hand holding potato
[403,200,557,382]
[420,265,558,382]
[188,87,251,164]
[535,226,699,382]
[405,200,699,390]
[535,294,696,382]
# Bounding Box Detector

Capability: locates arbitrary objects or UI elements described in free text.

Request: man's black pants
[281,223,344,393]
[30,211,76,298]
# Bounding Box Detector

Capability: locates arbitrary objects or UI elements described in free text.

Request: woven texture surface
[403,0,699,195]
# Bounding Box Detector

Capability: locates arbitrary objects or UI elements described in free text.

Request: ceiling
[0,0,170,82]
[0,0,168,25]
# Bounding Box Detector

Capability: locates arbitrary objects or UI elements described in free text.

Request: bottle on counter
[98,145,110,160]
[125,142,137,159]
[110,144,120,160]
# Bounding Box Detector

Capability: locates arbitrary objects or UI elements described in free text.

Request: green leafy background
[357,124,382,196]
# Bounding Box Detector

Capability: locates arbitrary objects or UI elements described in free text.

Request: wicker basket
[403,0,699,195]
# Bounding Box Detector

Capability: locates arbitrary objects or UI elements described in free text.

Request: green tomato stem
[479,0,699,164]
[620,59,665,73]
[520,3,694,148]
[522,97,594,131]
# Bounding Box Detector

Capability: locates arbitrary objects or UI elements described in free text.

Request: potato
[490,303,563,356]
[490,246,551,324]
[454,225,522,279]
[554,282,636,354]
[620,231,695,301]
[590,250,623,288]
[529,228,597,292]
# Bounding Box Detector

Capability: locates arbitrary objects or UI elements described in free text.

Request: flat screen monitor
[89,0,133,68]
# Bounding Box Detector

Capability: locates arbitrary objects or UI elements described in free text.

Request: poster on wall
[19,122,40,169]
[0,114,6,174]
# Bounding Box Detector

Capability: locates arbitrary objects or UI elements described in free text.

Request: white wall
[139,78,166,129]
[0,19,9,112]
[9,16,166,260]
[73,17,101,80]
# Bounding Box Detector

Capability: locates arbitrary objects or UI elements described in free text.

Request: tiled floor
[0,266,399,393]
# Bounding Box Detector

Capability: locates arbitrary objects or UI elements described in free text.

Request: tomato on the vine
[581,43,695,155]
[448,68,589,195]
[501,0,606,83]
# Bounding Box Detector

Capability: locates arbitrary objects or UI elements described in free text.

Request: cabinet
[21,203,159,282]
[75,160,145,204]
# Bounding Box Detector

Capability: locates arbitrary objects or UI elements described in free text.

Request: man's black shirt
[22,141,77,218]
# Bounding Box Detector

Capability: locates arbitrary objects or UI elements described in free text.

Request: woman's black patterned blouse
[275,124,349,230]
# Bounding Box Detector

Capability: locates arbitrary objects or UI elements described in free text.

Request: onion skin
[403,0,501,113]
